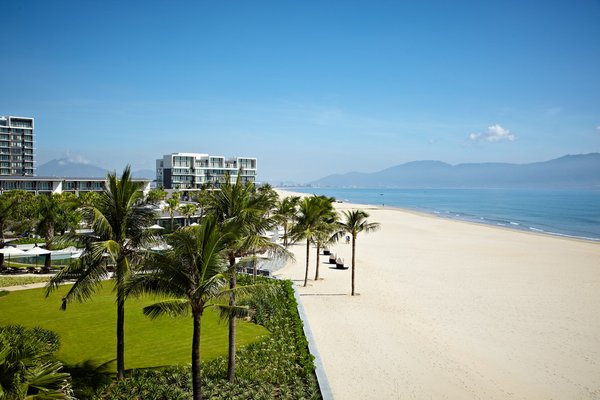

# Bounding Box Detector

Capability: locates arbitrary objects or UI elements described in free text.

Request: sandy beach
[274,189,600,399]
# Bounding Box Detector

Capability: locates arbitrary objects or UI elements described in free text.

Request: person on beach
[345,235,350,244]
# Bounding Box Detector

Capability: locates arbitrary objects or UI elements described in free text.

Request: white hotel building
[0,115,150,195]
[156,152,257,190]
[0,115,35,176]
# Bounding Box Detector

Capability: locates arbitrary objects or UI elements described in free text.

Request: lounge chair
[336,257,346,269]
[329,253,336,264]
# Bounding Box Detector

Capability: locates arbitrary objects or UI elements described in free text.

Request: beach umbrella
[147,224,165,230]
[25,246,51,268]
[150,243,172,251]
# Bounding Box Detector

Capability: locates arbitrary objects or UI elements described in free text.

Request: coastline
[274,188,600,399]
[276,188,600,244]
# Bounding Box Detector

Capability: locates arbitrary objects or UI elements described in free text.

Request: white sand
[275,189,600,399]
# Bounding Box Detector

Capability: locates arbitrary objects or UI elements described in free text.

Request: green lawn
[0,283,269,370]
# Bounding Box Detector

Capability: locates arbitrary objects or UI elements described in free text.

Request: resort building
[0,176,151,195]
[156,152,257,190]
[0,114,151,195]
[0,116,35,176]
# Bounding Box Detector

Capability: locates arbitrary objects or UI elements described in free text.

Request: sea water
[289,188,600,241]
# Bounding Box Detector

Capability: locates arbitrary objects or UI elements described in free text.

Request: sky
[1,0,599,182]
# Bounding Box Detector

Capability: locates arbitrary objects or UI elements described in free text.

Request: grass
[0,275,51,288]
[0,283,269,370]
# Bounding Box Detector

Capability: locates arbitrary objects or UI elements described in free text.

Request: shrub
[0,324,72,399]
[93,278,322,399]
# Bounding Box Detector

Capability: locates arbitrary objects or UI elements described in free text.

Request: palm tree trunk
[45,226,54,268]
[304,238,310,287]
[192,312,202,400]
[314,243,320,281]
[116,294,125,379]
[227,255,236,382]
[351,234,356,296]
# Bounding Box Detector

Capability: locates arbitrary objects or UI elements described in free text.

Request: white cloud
[63,150,91,165]
[468,124,516,142]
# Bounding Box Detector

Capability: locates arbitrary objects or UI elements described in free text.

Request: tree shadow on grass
[62,359,115,399]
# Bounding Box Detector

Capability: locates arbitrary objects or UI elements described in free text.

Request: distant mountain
[312,153,600,188]
[37,159,156,180]
[37,158,108,178]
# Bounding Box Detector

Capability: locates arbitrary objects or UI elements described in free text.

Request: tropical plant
[191,185,211,219]
[290,195,336,287]
[333,209,380,296]
[164,197,180,230]
[273,196,300,247]
[0,190,35,240]
[146,187,168,204]
[78,191,101,208]
[207,174,288,382]
[46,166,157,379]
[255,183,279,211]
[0,191,36,269]
[0,194,17,242]
[125,217,235,400]
[178,203,198,227]
[35,193,80,266]
[0,325,73,399]
[94,278,321,400]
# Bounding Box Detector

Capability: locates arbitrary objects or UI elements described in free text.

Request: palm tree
[146,187,168,204]
[164,197,180,230]
[290,195,335,287]
[0,194,17,243]
[310,196,337,281]
[179,203,198,226]
[207,174,287,382]
[35,193,78,268]
[46,166,157,379]
[0,190,34,241]
[125,217,237,400]
[334,209,380,296]
[273,196,300,247]
[0,191,36,269]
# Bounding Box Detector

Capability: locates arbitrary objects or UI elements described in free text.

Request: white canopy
[0,247,28,258]
[25,246,52,255]
[147,224,165,230]
[150,243,172,251]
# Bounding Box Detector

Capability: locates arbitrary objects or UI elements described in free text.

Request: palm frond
[143,299,190,319]
[46,257,108,309]
[212,304,252,322]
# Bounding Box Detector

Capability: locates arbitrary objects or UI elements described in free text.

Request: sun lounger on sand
[329,253,336,264]
[336,257,347,269]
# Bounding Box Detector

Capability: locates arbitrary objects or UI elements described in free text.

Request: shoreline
[275,188,600,244]
[274,188,600,399]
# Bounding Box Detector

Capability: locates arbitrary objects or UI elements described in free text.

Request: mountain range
[36,158,155,180]
[311,153,600,188]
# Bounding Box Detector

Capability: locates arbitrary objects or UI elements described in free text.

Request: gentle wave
[289,187,600,241]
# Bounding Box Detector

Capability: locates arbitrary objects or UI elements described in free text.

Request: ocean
[288,188,600,242]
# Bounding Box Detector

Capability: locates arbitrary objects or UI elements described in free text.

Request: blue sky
[1,1,599,182]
